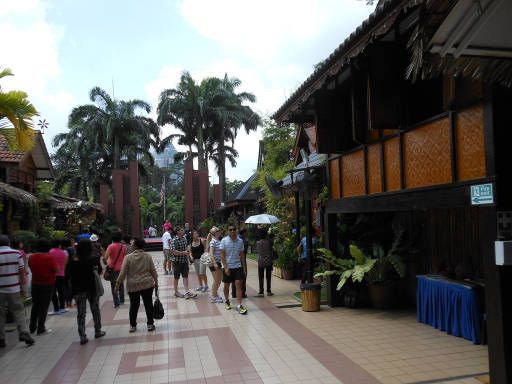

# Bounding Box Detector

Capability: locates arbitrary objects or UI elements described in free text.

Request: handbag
[200,252,213,267]
[93,268,104,296]
[153,288,165,320]
[103,245,123,281]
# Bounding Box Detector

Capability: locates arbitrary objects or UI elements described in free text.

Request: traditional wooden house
[0,131,54,234]
[273,0,512,382]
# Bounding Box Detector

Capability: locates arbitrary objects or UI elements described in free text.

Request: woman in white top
[206,226,223,303]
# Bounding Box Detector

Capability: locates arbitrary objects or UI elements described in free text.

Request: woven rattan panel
[329,157,341,199]
[384,138,401,191]
[342,150,365,197]
[404,117,452,189]
[456,105,486,181]
[367,143,382,194]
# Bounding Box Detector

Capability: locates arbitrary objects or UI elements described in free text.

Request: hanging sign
[470,183,494,205]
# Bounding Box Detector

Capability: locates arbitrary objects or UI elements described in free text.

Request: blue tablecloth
[417,275,481,344]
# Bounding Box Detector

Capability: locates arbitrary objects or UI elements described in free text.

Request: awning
[280,153,327,188]
[49,194,103,212]
[0,181,37,206]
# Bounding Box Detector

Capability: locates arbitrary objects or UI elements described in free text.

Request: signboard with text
[470,183,494,205]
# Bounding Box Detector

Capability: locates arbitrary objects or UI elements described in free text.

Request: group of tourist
[1,220,280,349]
[0,231,159,348]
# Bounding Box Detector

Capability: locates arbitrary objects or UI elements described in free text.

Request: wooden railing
[328,105,486,199]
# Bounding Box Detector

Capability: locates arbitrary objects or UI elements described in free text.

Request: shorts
[172,261,189,279]
[222,267,244,284]
[193,259,206,275]
[163,249,172,262]
[209,261,222,272]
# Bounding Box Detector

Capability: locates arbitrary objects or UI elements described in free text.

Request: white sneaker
[210,296,218,303]
[195,286,203,292]
[184,291,197,299]
[202,285,209,292]
[215,296,224,303]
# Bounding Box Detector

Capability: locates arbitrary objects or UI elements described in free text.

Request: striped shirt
[0,246,23,293]
[171,236,188,263]
[209,239,222,262]
[220,236,244,269]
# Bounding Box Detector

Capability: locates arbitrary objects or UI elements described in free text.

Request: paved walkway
[0,251,488,384]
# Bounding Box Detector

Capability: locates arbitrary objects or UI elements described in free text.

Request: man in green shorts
[220,225,247,314]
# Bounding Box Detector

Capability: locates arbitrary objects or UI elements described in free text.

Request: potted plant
[365,229,406,309]
[274,237,295,279]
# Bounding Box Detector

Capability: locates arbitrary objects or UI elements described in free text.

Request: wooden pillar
[325,213,343,306]
[484,85,512,383]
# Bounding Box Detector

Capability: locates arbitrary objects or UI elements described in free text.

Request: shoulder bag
[103,245,123,281]
[153,287,165,320]
[200,252,214,267]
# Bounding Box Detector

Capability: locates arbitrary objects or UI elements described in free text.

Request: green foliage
[225,179,244,199]
[274,237,295,269]
[12,230,37,249]
[317,185,329,206]
[198,217,215,232]
[51,230,67,239]
[253,119,297,266]
[366,228,407,284]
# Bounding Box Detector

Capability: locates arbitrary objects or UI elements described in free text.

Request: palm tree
[208,74,260,202]
[158,72,209,172]
[0,68,38,150]
[69,87,160,169]
[53,87,160,201]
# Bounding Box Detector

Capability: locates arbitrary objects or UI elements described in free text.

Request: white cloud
[179,0,374,61]
[0,0,71,144]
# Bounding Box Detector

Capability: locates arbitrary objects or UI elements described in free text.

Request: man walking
[0,235,34,347]
[162,227,172,275]
[221,225,247,314]
[171,227,196,299]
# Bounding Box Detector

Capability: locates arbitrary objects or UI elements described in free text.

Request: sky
[1,0,376,184]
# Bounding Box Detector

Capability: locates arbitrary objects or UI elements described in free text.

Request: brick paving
[0,251,488,383]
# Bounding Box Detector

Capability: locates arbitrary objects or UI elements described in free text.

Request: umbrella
[245,214,280,224]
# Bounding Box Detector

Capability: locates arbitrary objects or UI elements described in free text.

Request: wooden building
[273,0,512,382]
[0,131,54,234]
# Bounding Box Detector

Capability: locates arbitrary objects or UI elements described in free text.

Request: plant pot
[301,282,321,312]
[272,266,282,278]
[368,281,398,309]
[281,268,294,280]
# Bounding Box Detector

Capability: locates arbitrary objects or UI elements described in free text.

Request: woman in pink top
[105,232,127,308]
[49,239,69,314]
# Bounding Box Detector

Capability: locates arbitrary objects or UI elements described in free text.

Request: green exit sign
[470,183,494,205]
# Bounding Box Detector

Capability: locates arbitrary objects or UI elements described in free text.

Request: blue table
[417,275,481,344]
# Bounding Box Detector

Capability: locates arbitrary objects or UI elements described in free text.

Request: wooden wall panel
[367,143,382,194]
[341,150,365,197]
[329,158,341,199]
[384,138,401,191]
[404,118,452,188]
[456,105,486,181]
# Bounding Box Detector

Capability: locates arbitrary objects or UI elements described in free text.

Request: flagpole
[163,168,166,222]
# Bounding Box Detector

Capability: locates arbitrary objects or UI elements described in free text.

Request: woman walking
[207,227,223,303]
[256,230,274,296]
[115,238,158,333]
[105,232,126,308]
[189,230,208,292]
[66,238,105,345]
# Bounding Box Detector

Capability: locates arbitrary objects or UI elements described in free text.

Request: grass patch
[246,253,258,262]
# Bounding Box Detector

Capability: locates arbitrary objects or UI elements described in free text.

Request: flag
[159,183,165,206]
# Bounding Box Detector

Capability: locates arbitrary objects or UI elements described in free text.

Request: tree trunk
[219,134,226,203]
[114,135,120,169]
[196,126,207,172]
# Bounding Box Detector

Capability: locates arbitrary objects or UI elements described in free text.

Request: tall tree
[157,72,209,171]
[208,74,260,202]
[69,87,160,169]
[0,68,38,150]
[53,87,159,200]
